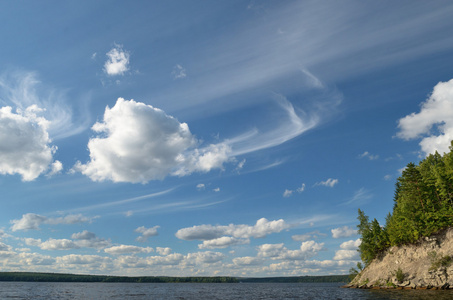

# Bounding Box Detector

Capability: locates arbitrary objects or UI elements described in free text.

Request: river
[0,282,451,299]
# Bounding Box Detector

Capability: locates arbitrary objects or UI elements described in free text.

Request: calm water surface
[0,282,452,299]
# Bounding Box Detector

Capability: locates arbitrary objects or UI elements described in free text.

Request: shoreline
[342,284,453,290]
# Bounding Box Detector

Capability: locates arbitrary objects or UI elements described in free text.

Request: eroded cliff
[346,227,453,289]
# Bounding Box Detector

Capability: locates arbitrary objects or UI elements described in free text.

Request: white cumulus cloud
[75,98,231,183]
[71,230,110,249]
[198,236,249,249]
[333,239,361,261]
[331,226,357,238]
[233,256,264,266]
[175,218,291,242]
[185,251,225,264]
[397,78,453,155]
[104,45,130,76]
[104,245,153,255]
[10,213,94,232]
[0,105,58,181]
[135,226,159,242]
[258,240,324,261]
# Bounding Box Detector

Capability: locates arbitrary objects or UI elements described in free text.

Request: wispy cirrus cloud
[358,151,379,160]
[342,188,373,206]
[0,71,91,140]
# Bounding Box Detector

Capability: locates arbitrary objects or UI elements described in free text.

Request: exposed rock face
[346,227,453,289]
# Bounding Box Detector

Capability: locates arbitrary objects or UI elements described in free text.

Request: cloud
[283,189,293,198]
[156,247,172,256]
[0,71,91,140]
[104,45,130,76]
[38,239,80,251]
[397,78,453,155]
[235,159,246,172]
[175,218,291,242]
[358,151,379,160]
[257,241,324,261]
[47,161,63,177]
[0,242,12,251]
[257,243,285,258]
[331,226,357,238]
[292,231,326,242]
[228,96,321,157]
[333,249,360,261]
[185,251,225,264]
[57,254,112,266]
[233,256,264,266]
[315,178,338,188]
[10,213,94,232]
[343,188,373,206]
[283,183,305,197]
[71,230,110,249]
[213,187,220,192]
[0,105,58,181]
[104,245,153,255]
[147,253,184,266]
[333,239,361,260]
[196,184,205,190]
[339,239,361,250]
[75,98,231,183]
[198,237,250,249]
[135,226,159,242]
[172,64,187,79]
[297,183,306,193]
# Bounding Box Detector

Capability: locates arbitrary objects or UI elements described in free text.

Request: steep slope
[346,227,453,289]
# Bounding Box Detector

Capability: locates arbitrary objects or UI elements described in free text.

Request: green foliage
[356,210,389,265]
[428,251,452,271]
[348,267,359,282]
[356,262,363,271]
[392,267,405,283]
[357,141,453,265]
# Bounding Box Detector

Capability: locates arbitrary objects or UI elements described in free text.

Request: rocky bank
[345,227,453,289]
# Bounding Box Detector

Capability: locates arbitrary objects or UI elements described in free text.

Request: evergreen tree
[357,141,453,266]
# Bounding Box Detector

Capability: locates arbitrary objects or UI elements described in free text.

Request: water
[0,282,451,299]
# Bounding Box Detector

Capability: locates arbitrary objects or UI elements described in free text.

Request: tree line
[357,142,453,265]
[0,272,349,283]
[0,272,238,283]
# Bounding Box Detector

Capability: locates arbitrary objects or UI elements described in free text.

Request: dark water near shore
[0,282,452,299]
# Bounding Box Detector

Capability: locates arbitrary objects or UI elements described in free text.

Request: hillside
[346,227,453,289]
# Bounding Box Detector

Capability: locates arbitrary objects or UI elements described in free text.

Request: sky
[1,0,453,277]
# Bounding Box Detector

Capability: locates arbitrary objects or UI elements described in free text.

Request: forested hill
[0,272,348,283]
[356,141,453,266]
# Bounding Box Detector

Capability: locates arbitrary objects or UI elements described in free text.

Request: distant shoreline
[0,272,348,283]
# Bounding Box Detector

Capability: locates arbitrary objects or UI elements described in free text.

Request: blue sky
[1,0,453,277]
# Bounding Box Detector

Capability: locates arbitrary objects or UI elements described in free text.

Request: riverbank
[347,227,453,289]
